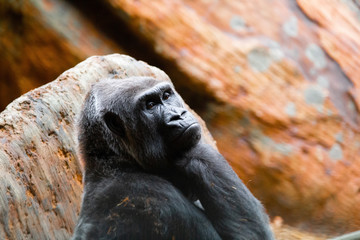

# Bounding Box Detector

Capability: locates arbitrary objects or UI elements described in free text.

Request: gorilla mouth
[172,122,200,143]
[182,122,199,133]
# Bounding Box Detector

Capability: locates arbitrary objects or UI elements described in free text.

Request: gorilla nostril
[168,108,186,122]
[170,114,181,122]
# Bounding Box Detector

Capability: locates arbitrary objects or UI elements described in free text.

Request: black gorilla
[72,77,274,240]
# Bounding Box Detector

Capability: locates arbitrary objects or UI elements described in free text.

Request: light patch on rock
[315,146,324,162]
[230,15,246,31]
[316,105,324,113]
[316,75,329,89]
[309,68,317,76]
[250,128,293,156]
[247,48,273,72]
[269,48,284,62]
[347,100,357,113]
[282,16,298,37]
[274,143,294,156]
[305,43,327,70]
[268,40,284,62]
[335,132,344,143]
[328,143,343,161]
[341,0,360,22]
[284,102,297,117]
[233,65,241,73]
[304,86,326,105]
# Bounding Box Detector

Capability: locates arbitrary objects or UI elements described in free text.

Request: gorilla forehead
[93,77,172,113]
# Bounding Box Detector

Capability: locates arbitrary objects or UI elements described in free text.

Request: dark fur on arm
[175,142,275,240]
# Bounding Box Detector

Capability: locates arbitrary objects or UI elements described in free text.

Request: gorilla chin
[171,122,201,150]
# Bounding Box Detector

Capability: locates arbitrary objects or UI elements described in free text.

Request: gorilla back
[72,77,274,240]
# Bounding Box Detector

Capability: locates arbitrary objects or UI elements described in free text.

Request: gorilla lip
[171,122,199,143]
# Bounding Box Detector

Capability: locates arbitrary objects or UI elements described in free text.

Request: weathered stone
[0,0,123,110]
[102,0,360,235]
[2,0,360,238]
[0,54,217,239]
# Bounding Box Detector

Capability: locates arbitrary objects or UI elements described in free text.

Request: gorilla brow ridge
[136,82,173,104]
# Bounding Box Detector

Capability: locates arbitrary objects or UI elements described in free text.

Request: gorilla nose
[169,109,187,122]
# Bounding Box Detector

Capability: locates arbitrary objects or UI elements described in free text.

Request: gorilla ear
[103,112,126,137]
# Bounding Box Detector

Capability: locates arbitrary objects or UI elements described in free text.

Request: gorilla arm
[175,142,275,240]
[72,169,222,240]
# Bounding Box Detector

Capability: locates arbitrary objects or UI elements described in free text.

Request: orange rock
[104,0,360,234]
[2,0,360,237]
[0,54,215,239]
[0,0,122,111]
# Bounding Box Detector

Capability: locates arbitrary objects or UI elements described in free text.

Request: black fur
[72,77,274,240]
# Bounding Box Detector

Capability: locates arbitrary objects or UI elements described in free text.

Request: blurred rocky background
[1,0,360,239]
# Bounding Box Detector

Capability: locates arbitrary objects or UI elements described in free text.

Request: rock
[0,53,327,240]
[2,0,360,237]
[0,54,216,239]
[102,0,360,234]
[0,0,123,110]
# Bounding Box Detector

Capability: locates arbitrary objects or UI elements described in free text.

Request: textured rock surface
[2,0,360,238]
[0,0,122,110]
[0,54,327,240]
[0,54,217,240]
[102,0,360,234]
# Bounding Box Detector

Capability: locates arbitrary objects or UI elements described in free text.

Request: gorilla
[72,76,274,240]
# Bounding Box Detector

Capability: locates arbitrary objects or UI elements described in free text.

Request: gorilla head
[78,77,201,173]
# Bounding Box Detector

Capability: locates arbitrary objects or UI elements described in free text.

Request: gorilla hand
[174,142,275,240]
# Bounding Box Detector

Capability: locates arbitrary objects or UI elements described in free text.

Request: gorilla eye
[146,101,156,110]
[163,91,171,100]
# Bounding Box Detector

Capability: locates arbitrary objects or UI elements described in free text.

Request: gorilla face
[138,81,201,150]
[93,77,201,172]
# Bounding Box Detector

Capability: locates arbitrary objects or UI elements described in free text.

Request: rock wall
[0,0,123,110]
[0,53,326,240]
[0,54,208,239]
[1,0,360,238]
[104,0,360,234]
